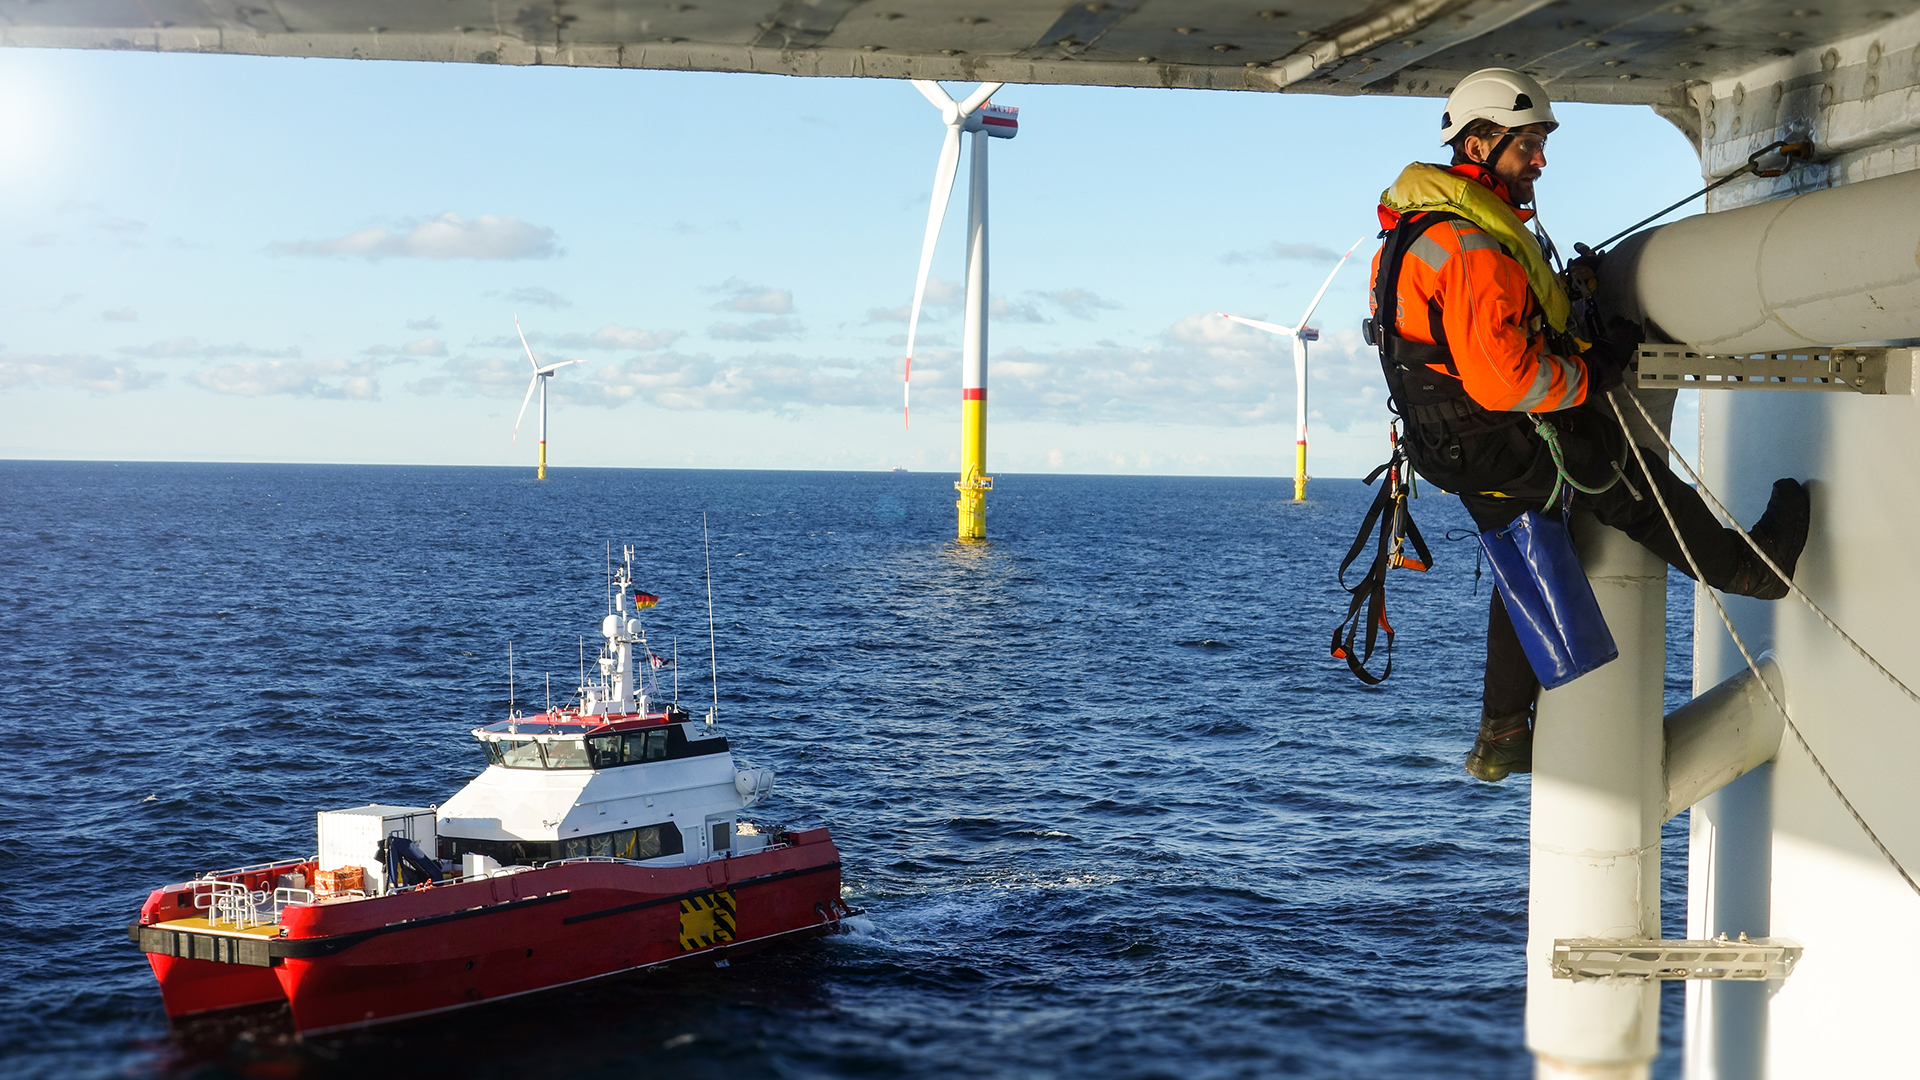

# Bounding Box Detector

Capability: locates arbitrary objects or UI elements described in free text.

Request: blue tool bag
[1479,511,1618,689]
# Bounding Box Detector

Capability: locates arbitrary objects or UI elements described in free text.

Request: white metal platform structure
[11,4,1918,1077]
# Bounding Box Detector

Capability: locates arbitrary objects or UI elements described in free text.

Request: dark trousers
[1443,402,1751,718]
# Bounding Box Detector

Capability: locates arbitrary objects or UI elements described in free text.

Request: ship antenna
[606,540,612,615]
[673,636,679,704]
[508,642,517,733]
[545,671,551,716]
[703,513,719,727]
[578,635,586,707]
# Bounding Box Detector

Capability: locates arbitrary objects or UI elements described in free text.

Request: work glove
[1565,248,1604,303]
[1582,332,1638,395]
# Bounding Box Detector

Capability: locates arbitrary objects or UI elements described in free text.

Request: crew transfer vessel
[129,549,849,1035]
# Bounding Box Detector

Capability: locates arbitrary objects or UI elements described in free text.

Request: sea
[0,461,1698,1079]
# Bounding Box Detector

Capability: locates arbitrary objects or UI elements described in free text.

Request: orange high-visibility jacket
[1369,165,1588,414]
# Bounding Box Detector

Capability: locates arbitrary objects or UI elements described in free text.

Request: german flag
[632,591,660,609]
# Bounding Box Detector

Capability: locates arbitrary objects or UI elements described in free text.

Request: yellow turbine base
[538,441,548,481]
[957,396,989,540]
[1293,441,1307,502]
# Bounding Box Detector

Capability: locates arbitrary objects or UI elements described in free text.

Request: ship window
[710,822,731,853]
[584,728,672,769]
[495,738,547,769]
[558,823,683,861]
[542,738,592,770]
[635,729,669,762]
[437,836,562,866]
[586,735,619,769]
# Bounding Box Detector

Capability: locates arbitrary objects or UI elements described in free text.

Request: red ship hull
[136,829,845,1035]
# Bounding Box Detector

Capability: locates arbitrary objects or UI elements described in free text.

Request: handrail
[196,855,315,882]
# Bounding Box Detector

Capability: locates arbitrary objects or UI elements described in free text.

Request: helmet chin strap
[1478,132,1518,183]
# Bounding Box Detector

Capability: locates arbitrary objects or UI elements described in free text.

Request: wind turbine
[1215,237,1366,502]
[511,315,584,480]
[901,80,1018,541]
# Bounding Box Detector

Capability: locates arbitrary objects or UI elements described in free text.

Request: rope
[1531,415,1640,510]
[1616,389,1920,710]
[1603,389,1920,900]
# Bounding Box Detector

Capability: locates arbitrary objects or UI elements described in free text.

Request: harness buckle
[1362,318,1379,347]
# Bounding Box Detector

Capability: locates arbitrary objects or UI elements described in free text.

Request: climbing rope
[1603,388,1920,900]
[1616,389,1920,710]
[1531,415,1641,511]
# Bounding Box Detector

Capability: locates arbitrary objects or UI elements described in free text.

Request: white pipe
[1527,391,1673,1078]
[1663,653,1786,821]
[1602,167,1920,354]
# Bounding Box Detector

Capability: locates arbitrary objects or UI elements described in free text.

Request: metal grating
[1552,935,1803,982]
[1634,346,1914,395]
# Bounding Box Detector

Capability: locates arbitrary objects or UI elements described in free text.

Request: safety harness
[1330,427,1433,685]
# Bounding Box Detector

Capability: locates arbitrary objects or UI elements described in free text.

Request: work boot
[1464,709,1533,783]
[1725,479,1810,600]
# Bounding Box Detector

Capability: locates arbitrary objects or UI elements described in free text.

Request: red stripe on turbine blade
[962,388,985,400]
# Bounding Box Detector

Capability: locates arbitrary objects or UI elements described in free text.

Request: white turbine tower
[901,79,1018,541]
[1215,237,1366,502]
[511,315,584,480]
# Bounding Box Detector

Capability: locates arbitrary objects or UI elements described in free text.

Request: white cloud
[401,312,1386,432]
[407,316,441,331]
[0,353,162,393]
[101,307,138,323]
[1221,240,1343,265]
[1045,289,1119,320]
[364,338,446,357]
[709,316,801,342]
[588,325,682,351]
[714,279,794,315]
[195,359,385,399]
[594,352,886,412]
[868,277,962,323]
[120,337,302,359]
[990,297,1049,324]
[477,324,682,352]
[505,286,570,309]
[273,213,556,260]
[406,355,557,399]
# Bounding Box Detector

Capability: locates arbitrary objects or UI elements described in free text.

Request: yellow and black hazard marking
[677,888,736,951]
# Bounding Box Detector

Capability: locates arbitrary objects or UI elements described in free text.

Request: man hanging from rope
[1367,68,1811,782]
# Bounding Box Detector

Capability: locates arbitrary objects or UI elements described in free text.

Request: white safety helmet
[1439,68,1558,145]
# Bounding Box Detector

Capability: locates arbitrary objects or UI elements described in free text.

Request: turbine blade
[903,356,911,430]
[1215,312,1298,337]
[955,82,1004,117]
[904,124,963,371]
[512,374,539,442]
[912,79,954,110]
[515,314,541,373]
[1295,237,1368,329]
[537,358,586,375]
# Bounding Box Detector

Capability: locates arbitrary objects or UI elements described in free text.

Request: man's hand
[1582,332,1637,395]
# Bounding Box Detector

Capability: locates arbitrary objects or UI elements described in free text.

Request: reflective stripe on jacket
[1369,164,1588,413]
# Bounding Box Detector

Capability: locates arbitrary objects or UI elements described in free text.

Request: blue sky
[0,48,1702,477]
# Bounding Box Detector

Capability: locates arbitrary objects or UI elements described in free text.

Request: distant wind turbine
[1215,237,1366,502]
[511,315,585,481]
[902,79,1018,541]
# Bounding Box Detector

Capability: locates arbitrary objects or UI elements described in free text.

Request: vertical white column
[962,128,988,406]
[1526,389,1675,1077]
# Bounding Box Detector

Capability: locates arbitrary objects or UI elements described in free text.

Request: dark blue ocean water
[0,461,1696,1079]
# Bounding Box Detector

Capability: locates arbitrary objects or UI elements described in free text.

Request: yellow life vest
[1379,162,1572,334]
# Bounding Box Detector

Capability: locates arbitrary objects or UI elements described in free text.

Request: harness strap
[1330,437,1433,685]
[1373,211,1467,383]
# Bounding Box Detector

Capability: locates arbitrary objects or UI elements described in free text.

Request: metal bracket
[1634,345,1915,395]
[1552,935,1803,981]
